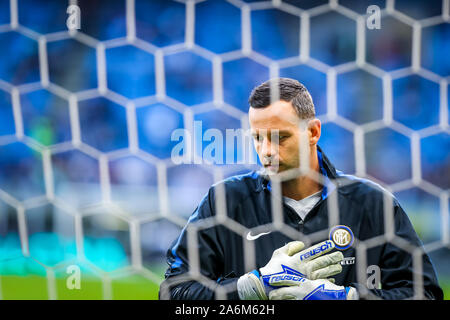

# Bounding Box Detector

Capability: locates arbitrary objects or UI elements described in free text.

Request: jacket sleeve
[354,200,443,300]
[159,187,240,300]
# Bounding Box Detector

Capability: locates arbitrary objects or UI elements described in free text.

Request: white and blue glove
[268,278,359,300]
[237,240,348,300]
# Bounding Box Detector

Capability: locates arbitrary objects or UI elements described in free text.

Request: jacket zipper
[298,219,304,232]
[282,203,304,232]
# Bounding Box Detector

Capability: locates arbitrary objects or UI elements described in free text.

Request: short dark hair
[248,78,315,119]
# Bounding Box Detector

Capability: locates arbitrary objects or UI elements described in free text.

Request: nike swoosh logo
[246,231,272,241]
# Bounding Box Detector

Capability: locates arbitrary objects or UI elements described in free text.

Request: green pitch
[1,273,162,300]
[0,257,167,300]
[1,275,450,300]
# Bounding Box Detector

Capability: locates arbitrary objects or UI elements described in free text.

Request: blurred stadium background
[0,0,449,299]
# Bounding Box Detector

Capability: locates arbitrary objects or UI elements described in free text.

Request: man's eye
[273,135,287,142]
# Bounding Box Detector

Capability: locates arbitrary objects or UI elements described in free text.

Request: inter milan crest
[329,225,354,250]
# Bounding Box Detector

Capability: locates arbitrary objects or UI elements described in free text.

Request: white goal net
[0,0,448,300]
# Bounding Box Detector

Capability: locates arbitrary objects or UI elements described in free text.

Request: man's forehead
[251,128,292,134]
[248,100,302,127]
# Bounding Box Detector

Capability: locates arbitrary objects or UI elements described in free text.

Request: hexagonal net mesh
[0,0,448,300]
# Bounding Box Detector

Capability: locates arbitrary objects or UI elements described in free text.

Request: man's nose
[261,138,271,157]
[261,138,277,160]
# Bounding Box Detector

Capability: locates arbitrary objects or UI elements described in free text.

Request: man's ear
[308,118,321,145]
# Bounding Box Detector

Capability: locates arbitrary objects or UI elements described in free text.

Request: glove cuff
[237,270,268,300]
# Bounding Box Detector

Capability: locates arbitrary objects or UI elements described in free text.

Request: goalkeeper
[160,78,443,300]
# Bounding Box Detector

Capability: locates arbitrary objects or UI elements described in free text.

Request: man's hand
[269,278,359,300]
[237,240,344,300]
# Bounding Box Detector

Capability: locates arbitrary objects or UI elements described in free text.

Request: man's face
[249,100,310,174]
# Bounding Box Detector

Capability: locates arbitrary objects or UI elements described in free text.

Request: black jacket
[160,147,443,300]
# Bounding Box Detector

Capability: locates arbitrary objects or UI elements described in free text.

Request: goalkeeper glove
[269,278,359,300]
[237,240,344,300]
